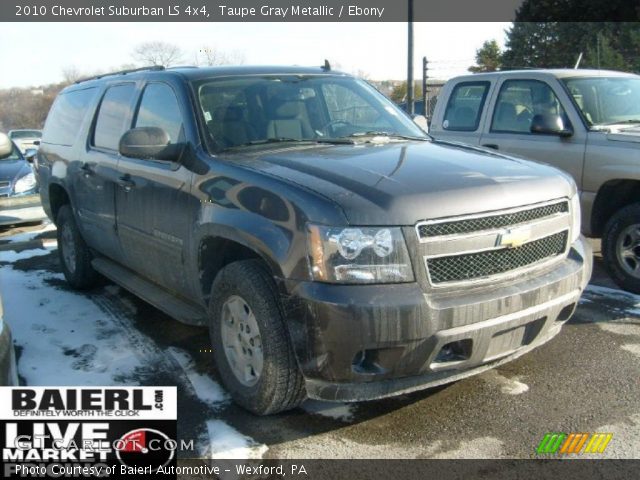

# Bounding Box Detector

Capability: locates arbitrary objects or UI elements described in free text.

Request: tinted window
[443,82,489,131]
[93,84,136,150]
[134,83,183,143]
[42,88,97,146]
[491,80,568,133]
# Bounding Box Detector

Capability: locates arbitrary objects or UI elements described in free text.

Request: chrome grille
[427,231,568,284]
[418,201,568,238]
[0,181,10,189]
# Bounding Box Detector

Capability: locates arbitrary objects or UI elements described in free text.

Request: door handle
[482,144,499,150]
[117,174,136,192]
[80,163,94,177]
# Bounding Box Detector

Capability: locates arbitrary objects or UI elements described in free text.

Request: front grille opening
[351,347,404,376]
[557,303,577,322]
[419,201,568,238]
[427,230,568,284]
[432,340,473,364]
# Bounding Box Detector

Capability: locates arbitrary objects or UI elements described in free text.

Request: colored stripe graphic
[539,433,613,454]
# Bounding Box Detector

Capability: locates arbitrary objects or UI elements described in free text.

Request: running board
[91,257,207,326]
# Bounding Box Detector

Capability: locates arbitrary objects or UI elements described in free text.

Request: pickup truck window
[491,80,567,134]
[92,83,136,151]
[42,87,97,146]
[194,75,426,151]
[442,81,489,131]
[562,77,640,127]
[134,83,184,144]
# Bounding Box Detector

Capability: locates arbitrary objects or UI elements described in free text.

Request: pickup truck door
[478,77,587,189]
[114,82,194,298]
[73,82,138,264]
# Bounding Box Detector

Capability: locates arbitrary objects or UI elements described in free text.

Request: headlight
[570,193,581,244]
[307,225,414,283]
[14,171,37,194]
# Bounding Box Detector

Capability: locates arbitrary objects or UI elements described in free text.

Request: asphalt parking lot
[0,221,638,459]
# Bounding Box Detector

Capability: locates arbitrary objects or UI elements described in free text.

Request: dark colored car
[0,134,45,226]
[37,65,591,415]
[0,133,20,386]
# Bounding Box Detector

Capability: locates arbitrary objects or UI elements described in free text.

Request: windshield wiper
[347,131,429,141]
[221,137,354,151]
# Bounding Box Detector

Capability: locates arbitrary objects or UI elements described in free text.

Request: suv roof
[70,65,349,89]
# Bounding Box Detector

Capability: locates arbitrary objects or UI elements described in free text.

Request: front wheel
[602,203,640,294]
[208,260,306,415]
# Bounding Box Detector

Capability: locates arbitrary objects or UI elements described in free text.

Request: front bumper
[285,236,592,401]
[0,194,46,226]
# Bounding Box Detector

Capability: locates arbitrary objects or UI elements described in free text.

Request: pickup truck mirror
[412,114,429,133]
[530,114,573,138]
[24,148,38,163]
[0,133,12,159]
[119,127,183,162]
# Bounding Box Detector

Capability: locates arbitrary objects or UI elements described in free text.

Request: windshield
[562,77,640,127]
[10,130,41,139]
[194,75,427,151]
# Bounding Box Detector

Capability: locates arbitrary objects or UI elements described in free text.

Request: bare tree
[131,41,184,67]
[195,45,245,66]
[62,65,83,84]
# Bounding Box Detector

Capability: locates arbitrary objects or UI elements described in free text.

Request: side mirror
[530,114,573,137]
[412,114,429,133]
[0,133,12,159]
[24,148,38,163]
[33,140,41,146]
[119,127,183,162]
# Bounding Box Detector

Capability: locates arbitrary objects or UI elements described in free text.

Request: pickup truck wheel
[602,203,640,294]
[208,260,306,415]
[56,205,99,289]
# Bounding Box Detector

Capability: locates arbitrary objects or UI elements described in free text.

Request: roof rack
[75,65,165,84]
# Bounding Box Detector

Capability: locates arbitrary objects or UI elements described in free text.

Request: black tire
[208,260,306,415]
[602,203,640,294]
[56,204,99,289]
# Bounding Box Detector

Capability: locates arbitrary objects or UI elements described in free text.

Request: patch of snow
[204,420,268,459]
[302,400,355,422]
[167,347,228,406]
[431,436,504,459]
[4,222,55,244]
[0,248,54,262]
[482,370,529,395]
[0,265,146,385]
[621,344,640,358]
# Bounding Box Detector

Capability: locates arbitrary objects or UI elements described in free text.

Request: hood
[606,125,640,144]
[0,158,32,195]
[230,140,575,225]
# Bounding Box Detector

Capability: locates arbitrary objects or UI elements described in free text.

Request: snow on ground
[480,370,529,395]
[583,284,640,316]
[2,221,56,244]
[301,400,355,421]
[0,244,267,460]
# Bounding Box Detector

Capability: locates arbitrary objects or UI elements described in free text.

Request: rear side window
[443,82,490,131]
[93,84,136,151]
[134,83,183,143]
[42,88,97,146]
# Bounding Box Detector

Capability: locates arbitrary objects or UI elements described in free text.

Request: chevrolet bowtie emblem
[497,227,532,248]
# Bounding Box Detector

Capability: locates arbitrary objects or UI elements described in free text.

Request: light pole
[407,0,414,115]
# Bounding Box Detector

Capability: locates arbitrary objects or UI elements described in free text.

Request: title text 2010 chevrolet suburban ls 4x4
[36,66,592,415]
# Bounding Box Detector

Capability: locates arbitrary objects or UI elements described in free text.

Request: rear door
[73,82,138,262]
[115,81,194,297]
[478,77,587,188]
[429,80,492,145]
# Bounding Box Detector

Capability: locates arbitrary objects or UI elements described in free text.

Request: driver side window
[491,80,567,133]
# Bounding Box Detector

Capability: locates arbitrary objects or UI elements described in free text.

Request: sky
[0,22,510,88]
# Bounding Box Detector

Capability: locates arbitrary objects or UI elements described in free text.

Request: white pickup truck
[430,69,640,293]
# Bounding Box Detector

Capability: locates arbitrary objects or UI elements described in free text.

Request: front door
[479,78,587,189]
[115,82,194,297]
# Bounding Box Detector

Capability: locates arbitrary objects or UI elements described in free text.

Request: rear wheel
[56,205,99,289]
[602,203,640,294]
[208,260,306,415]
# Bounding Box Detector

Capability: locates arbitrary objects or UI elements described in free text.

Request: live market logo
[0,387,177,478]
